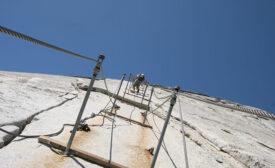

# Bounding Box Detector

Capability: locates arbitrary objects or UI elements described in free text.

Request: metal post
[109,73,126,163]
[140,84,148,105]
[143,87,154,124]
[64,55,105,155]
[178,97,189,168]
[150,86,180,168]
[128,74,133,94]
[123,73,132,98]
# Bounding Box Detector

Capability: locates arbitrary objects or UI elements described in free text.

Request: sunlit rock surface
[0,71,274,168]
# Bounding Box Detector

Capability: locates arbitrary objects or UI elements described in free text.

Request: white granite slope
[0,71,274,168]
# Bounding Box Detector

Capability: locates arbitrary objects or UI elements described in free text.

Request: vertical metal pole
[150,86,180,168]
[128,74,133,94]
[143,87,154,124]
[123,73,132,98]
[178,97,189,168]
[140,84,148,105]
[109,73,126,163]
[64,55,105,155]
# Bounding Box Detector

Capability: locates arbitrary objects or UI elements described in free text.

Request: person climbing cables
[132,73,147,93]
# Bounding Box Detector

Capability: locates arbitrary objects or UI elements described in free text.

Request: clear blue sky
[0,0,274,113]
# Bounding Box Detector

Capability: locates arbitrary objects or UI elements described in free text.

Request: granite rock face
[0,71,274,168]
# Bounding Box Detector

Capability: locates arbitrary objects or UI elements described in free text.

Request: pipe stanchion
[140,84,148,105]
[109,73,126,163]
[150,86,180,168]
[123,73,132,98]
[178,97,189,168]
[143,87,154,124]
[64,55,105,155]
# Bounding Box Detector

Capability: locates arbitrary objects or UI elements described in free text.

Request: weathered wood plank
[107,111,152,129]
[91,87,149,110]
[38,136,127,168]
[125,92,149,101]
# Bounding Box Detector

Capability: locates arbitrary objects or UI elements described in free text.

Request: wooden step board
[107,111,152,129]
[38,136,127,168]
[125,92,149,101]
[91,87,149,110]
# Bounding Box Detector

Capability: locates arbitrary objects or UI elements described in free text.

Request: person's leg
[136,81,142,93]
[132,80,138,92]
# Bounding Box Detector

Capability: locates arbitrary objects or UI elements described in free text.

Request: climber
[132,73,147,93]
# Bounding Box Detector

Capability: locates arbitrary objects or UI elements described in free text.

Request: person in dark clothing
[132,73,147,93]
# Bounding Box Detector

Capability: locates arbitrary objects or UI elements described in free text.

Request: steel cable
[147,97,171,116]
[180,92,275,120]
[0,112,106,139]
[109,74,126,163]
[128,93,136,125]
[0,124,74,138]
[0,25,97,62]
[100,65,115,105]
[153,91,172,100]
[98,70,122,127]
[151,114,178,168]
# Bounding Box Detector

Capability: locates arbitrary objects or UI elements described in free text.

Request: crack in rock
[171,114,270,168]
[0,92,78,149]
[151,110,251,168]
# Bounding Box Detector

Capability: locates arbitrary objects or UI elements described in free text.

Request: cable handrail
[0,25,97,62]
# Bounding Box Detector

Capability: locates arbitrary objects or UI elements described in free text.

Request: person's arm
[143,79,149,85]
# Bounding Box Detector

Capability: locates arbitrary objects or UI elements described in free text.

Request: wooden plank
[38,136,127,168]
[125,92,149,101]
[92,87,149,110]
[107,111,152,129]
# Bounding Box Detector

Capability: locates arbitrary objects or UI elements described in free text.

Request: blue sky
[0,0,274,113]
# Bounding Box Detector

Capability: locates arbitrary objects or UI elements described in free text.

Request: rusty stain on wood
[32,153,67,168]
[128,115,152,168]
[26,117,106,168]
[22,126,74,168]
[30,107,152,168]
[38,136,127,168]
